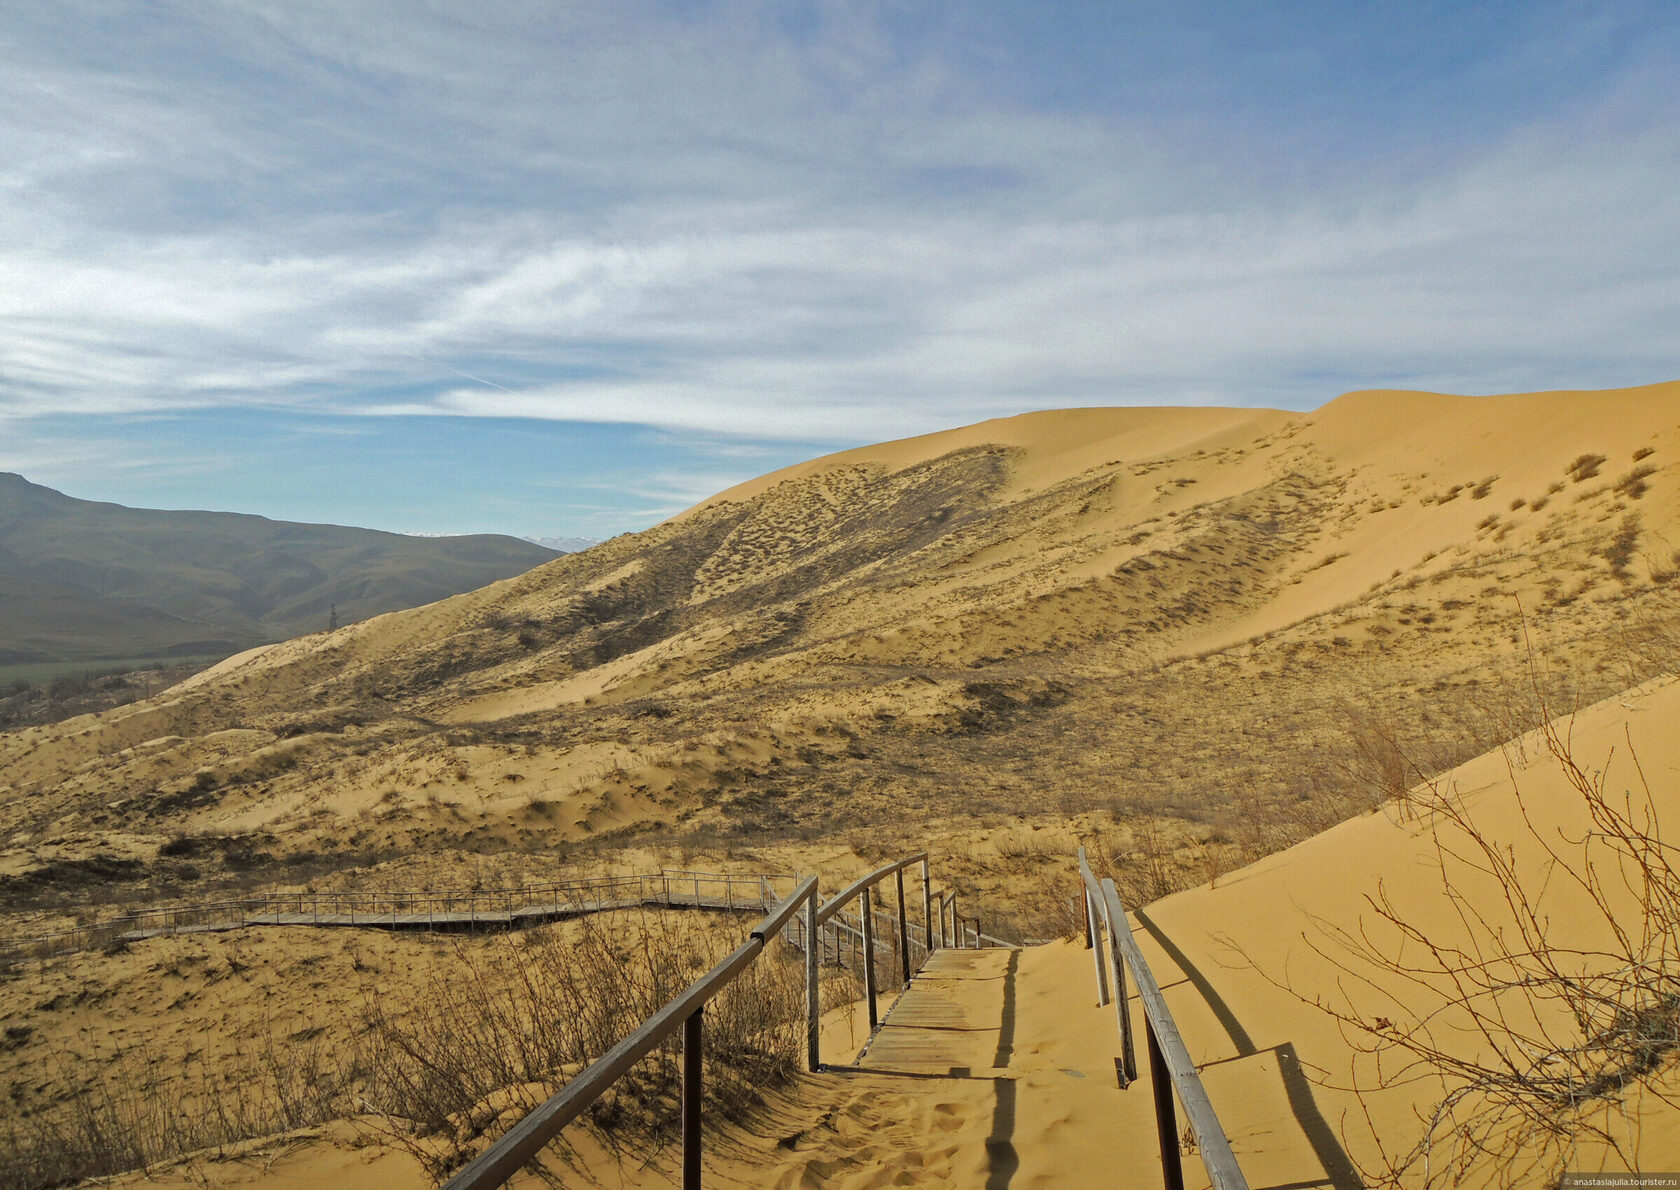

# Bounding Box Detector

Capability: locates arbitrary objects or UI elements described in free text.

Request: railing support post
[1147,1019,1185,1190]
[1086,887,1111,1006]
[1102,896,1137,1086]
[895,870,910,985]
[683,1007,703,1190]
[920,859,933,957]
[806,885,820,1072]
[861,892,878,1030]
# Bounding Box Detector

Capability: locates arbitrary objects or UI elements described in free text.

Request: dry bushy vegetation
[0,661,215,731]
[0,1017,349,1190]
[1286,649,1680,1187]
[0,908,825,1189]
[360,909,834,1180]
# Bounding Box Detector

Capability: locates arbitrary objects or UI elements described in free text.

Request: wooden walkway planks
[242,893,759,932]
[856,948,1013,1074]
[5,869,790,963]
[102,891,772,945]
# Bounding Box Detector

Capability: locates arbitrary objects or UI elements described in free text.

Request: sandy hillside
[1121,671,1680,1186]
[68,677,1680,1189]
[2,382,1679,1186]
[3,382,1675,921]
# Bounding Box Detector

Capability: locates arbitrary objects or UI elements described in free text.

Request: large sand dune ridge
[2,382,1679,1186]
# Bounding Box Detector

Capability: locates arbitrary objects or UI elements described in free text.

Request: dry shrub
[1095,820,1182,907]
[1,909,816,1190]
[1567,453,1607,483]
[361,908,809,1180]
[1294,681,1680,1186]
[1606,514,1642,579]
[0,1022,354,1190]
[1615,464,1657,501]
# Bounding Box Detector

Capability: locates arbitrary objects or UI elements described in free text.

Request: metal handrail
[812,853,934,1031]
[3,853,992,1190]
[440,850,962,1190]
[443,876,820,1190]
[1078,846,1249,1190]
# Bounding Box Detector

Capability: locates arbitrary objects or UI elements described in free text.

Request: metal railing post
[683,1007,703,1190]
[1101,891,1138,1086]
[895,870,911,983]
[861,892,878,1029]
[920,859,933,956]
[1087,889,1111,1004]
[806,884,820,1072]
[1147,1019,1185,1190]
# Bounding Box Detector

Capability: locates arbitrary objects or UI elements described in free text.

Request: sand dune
[1126,673,1680,1185]
[95,662,1680,1187]
[3,383,1679,1187]
[7,381,1671,887]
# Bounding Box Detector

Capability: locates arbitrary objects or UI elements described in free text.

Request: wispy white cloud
[2,1,1677,459]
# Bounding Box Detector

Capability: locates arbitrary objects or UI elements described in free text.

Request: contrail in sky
[399,353,516,392]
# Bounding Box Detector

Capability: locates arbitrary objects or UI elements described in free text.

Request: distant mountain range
[522,535,598,554]
[0,473,560,665]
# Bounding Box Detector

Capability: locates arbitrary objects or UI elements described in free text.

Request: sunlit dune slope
[1,383,1676,916]
[1120,672,1680,1187]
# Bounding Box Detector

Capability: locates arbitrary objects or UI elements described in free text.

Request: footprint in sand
[930,1102,966,1132]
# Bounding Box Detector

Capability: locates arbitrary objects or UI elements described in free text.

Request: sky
[2,1,1677,539]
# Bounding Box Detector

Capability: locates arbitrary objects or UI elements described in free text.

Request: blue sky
[2,2,1677,538]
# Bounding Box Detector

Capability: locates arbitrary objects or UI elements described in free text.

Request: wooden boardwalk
[108,892,767,945]
[769,941,1247,1187]
[233,897,644,931]
[2,869,795,963]
[857,947,1015,1073]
